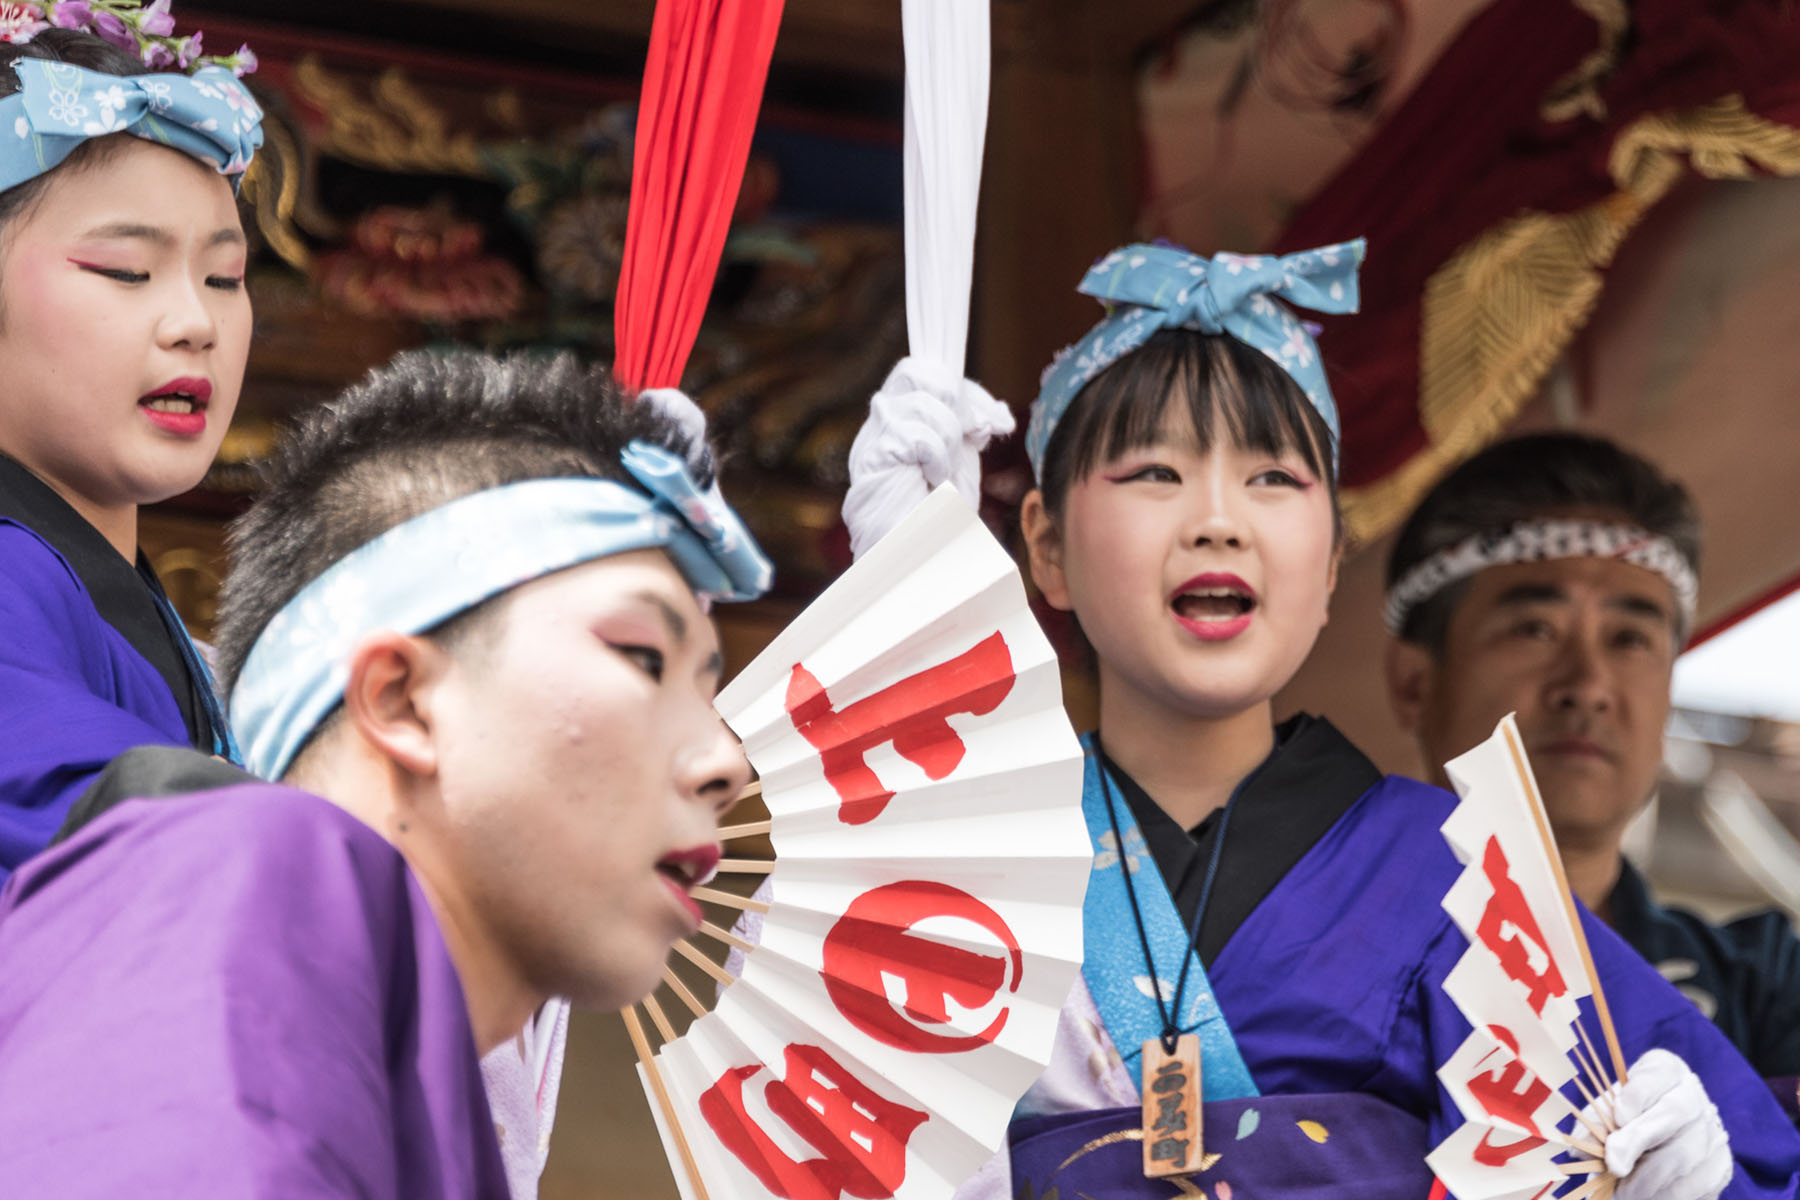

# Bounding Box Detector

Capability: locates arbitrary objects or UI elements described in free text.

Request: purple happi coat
[0,783,510,1198]
[0,453,232,883]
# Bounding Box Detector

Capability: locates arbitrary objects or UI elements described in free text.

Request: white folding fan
[624,484,1090,1200]
[1428,715,1631,1200]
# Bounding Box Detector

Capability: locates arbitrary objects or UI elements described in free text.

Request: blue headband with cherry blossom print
[230,440,773,781]
[0,58,261,192]
[1026,239,1365,481]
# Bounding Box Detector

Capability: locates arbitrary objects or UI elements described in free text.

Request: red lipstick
[656,844,721,930]
[139,377,212,438]
[1169,572,1258,642]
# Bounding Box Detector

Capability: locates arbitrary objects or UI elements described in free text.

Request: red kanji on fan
[700,1043,929,1200]
[785,632,1016,825]
[1475,837,1569,1016]
[821,880,1023,1053]
[1465,1026,1553,1136]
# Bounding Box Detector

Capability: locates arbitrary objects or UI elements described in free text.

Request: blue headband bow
[1026,239,1365,479]
[0,59,262,193]
[230,440,773,780]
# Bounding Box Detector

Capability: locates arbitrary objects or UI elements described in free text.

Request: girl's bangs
[1044,331,1333,504]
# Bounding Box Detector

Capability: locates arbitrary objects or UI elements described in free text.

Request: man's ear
[341,631,448,781]
[1020,489,1072,612]
[1384,636,1435,735]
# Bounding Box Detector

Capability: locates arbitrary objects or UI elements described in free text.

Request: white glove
[1601,1048,1732,1200]
[841,356,1014,560]
[637,387,715,480]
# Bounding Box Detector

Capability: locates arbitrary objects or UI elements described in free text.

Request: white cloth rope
[843,356,1013,558]
[901,0,988,371]
[843,0,1010,560]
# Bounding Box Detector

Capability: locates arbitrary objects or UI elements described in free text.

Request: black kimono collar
[1097,713,1383,964]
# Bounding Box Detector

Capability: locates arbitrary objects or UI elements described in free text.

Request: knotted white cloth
[842,0,1010,561]
[1597,1049,1732,1200]
[843,356,1013,558]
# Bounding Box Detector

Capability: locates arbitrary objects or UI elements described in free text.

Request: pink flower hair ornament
[0,0,256,76]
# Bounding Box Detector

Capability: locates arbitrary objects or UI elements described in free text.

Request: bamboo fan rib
[625,486,1090,1200]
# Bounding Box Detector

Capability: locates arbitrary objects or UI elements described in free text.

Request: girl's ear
[341,631,447,781]
[1020,490,1073,611]
[1319,539,1344,626]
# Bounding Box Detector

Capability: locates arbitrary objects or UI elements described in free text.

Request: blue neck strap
[1077,734,1259,1100]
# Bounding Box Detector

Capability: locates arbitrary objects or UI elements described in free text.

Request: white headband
[1383,518,1698,636]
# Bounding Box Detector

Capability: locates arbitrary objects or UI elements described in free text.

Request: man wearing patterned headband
[1384,431,1800,1090]
[0,349,770,1196]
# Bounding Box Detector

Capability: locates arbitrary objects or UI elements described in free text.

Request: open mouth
[140,393,204,415]
[1169,573,1258,640]
[656,845,722,891]
[139,376,213,414]
[1172,587,1256,622]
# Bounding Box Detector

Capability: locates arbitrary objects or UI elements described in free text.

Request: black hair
[0,30,158,234]
[1386,431,1701,653]
[212,349,708,707]
[1037,328,1340,535]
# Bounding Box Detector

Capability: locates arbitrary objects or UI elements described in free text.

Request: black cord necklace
[1097,751,1264,1053]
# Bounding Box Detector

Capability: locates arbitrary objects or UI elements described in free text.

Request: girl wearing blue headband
[979,242,1782,1199]
[0,22,262,882]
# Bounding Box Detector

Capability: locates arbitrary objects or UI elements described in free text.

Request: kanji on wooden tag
[1141,1034,1202,1178]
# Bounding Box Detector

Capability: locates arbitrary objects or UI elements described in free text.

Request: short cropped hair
[1038,329,1340,540]
[1386,432,1701,653]
[213,349,705,702]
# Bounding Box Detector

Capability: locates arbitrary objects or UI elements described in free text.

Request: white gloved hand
[841,356,1014,560]
[637,387,715,480]
[1600,1048,1732,1200]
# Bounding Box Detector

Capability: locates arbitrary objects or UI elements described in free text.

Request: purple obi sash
[1010,1093,1436,1199]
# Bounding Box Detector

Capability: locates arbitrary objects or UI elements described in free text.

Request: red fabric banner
[1271,0,1800,510]
[614,0,786,393]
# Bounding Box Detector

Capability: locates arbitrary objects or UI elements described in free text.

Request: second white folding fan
[626,485,1091,1200]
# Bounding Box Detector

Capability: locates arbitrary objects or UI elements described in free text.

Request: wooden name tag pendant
[1141,1034,1203,1178]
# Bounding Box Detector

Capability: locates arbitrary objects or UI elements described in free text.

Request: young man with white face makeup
[0,350,769,1196]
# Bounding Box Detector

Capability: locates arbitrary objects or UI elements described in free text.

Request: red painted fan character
[785,632,1016,825]
[1475,837,1570,1016]
[701,1043,929,1200]
[821,880,1023,1054]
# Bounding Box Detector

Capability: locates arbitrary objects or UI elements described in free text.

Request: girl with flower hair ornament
[905,240,1797,1199]
[0,20,574,1200]
[0,17,263,883]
